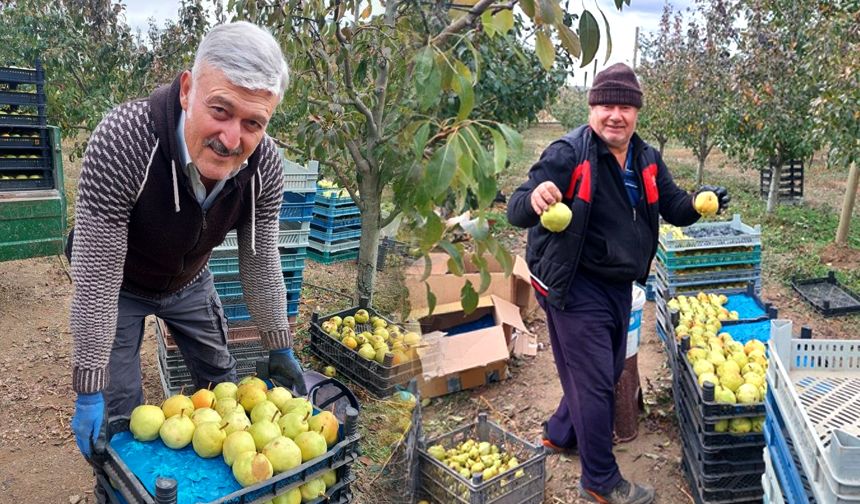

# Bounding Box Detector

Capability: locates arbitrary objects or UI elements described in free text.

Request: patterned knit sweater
[70,79,291,394]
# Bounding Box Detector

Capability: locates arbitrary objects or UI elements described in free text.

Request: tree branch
[431,0,499,46]
[334,15,379,140]
[380,207,403,228]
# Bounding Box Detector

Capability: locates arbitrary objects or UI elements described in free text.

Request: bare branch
[379,207,403,228]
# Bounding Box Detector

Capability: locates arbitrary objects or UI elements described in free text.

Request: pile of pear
[427,438,525,485]
[129,376,341,503]
[669,293,741,340]
[320,310,422,366]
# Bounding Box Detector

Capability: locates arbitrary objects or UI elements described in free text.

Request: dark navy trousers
[539,269,632,494]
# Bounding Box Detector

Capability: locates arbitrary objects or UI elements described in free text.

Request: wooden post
[633,26,640,68]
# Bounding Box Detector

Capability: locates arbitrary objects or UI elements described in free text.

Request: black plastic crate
[681,442,764,504]
[0,154,51,169]
[0,171,53,191]
[760,159,803,202]
[0,111,46,127]
[417,413,546,504]
[309,306,421,398]
[0,128,48,148]
[96,403,360,504]
[791,270,860,316]
[675,380,765,450]
[0,64,42,84]
[0,89,45,107]
[676,382,765,466]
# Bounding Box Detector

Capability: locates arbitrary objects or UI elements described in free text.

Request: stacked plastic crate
[763,320,859,504]
[309,182,361,264]
[655,214,762,346]
[0,60,51,191]
[155,157,316,395]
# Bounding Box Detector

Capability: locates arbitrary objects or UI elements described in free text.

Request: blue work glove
[269,348,308,396]
[696,185,731,214]
[72,392,104,459]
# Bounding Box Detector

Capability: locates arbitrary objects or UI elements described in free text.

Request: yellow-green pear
[736,383,760,404]
[159,413,195,449]
[729,417,752,434]
[213,381,238,400]
[540,202,572,232]
[272,488,302,504]
[238,375,268,392]
[266,387,293,412]
[129,405,165,441]
[262,436,303,473]
[321,470,337,488]
[281,398,313,417]
[232,451,273,487]
[220,410,252,436]
[223,430,256,466]
[191,407,222,426]
[248,419,282,451]
[162,394,194,418]
[192,421,227,458]
[299,478,326,502]
[308,411,340,448]
[238,383,268,413]
[251,400,282,424]
[294,431,328,462]
[216,398,240,417]
[278,411,310,439]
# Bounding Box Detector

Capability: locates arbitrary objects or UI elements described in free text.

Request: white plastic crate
[768,320,860,504]
[281,157,318,193]
[659,214,762,252]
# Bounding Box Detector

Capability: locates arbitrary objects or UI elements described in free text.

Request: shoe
[579,479,655,504]
[541,421,577,455]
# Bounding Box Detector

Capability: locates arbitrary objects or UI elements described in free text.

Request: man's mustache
[204,137,243,156]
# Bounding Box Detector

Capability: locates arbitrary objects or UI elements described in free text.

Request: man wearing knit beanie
[507,63,730,504]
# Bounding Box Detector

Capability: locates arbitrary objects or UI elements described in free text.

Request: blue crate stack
[155,156,317,396]
[763,321,860,504]
[308,182,361,264]
[655,214,762,344]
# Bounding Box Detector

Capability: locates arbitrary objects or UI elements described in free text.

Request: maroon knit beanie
[588,63,643,108]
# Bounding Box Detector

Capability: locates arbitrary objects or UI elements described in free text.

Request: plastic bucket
[626,284,646,358]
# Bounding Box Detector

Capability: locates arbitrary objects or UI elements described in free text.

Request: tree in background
[636,4,683,155]
[231,0,623,308]
[721,0,819,214]
[802,2,859,245]
[549,86,589,131]
[673,0,737,185]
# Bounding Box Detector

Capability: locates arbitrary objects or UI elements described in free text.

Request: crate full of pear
[417,413,547,504]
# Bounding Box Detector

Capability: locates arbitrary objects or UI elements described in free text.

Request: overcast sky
[123,0,696,83]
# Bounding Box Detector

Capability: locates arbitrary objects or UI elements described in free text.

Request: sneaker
[541,421,577,455]
[579,479,655,504]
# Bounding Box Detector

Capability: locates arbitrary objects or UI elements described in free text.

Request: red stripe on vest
[642,163,659,204]
[564,160,592,203]
[531,279,548,296]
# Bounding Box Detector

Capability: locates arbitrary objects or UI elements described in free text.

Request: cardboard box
[405,253,537,319]
[415,295,528,398]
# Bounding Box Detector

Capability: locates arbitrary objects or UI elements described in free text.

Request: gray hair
[192,21,289,100]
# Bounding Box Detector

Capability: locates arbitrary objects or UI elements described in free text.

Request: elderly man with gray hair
[68,22,305,464]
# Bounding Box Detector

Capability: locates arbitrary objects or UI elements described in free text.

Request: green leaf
[414,46,441,110]
[425,137,459,197]
[536,0,558,24]
[413,122,430,159]
[557,23,581,58]
[420,213,445,250]
[491,129,507,174]
[520,0,535,18]
[481,11,497,38]
[579,10,600,67]
[420,254,433,282]
[597,5,613,64]
[535,29,555,71]
[493,10,514,35]
[461,280,479,314]
[497,123,523,153]
[439,240,465,276]
[455,74,475,120]
[456,135,475,183]
[476,172,497,208]
[425,281,437,315]
[614,0,624,9]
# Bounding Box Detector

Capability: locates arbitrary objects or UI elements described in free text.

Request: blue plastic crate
[223,296,299,322]
[764,392,816,504]
[315,190,356,207]
[313,203,361,219]
[309,223,362,242]
[279,192,316,222]
[311,215,362,229]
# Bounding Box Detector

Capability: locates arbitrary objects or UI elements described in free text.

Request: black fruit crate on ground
[675,380,765,451]
[791,270,860,316]
[417,413,547,504]
[681,443,764,504]
[309,306,421,398]
[760,159,803,202]
[95,406,360,504]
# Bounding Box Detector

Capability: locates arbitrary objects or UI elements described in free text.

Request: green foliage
[549,86,589,130]
[637,5,683,153]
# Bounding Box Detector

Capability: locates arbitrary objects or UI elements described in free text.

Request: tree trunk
[658,138,666,155]
[835,161,859,245]
[696,154,706,186]
[356,176,381,306]
[766,160,782,214]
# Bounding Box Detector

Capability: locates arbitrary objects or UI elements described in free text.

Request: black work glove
[269,348,308,396]
[696,185,731,214]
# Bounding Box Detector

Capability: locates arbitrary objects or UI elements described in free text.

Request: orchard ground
[0,123,857,503]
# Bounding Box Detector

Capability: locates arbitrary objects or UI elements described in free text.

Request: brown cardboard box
[405,253,537,319]
[415,295,528,398]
